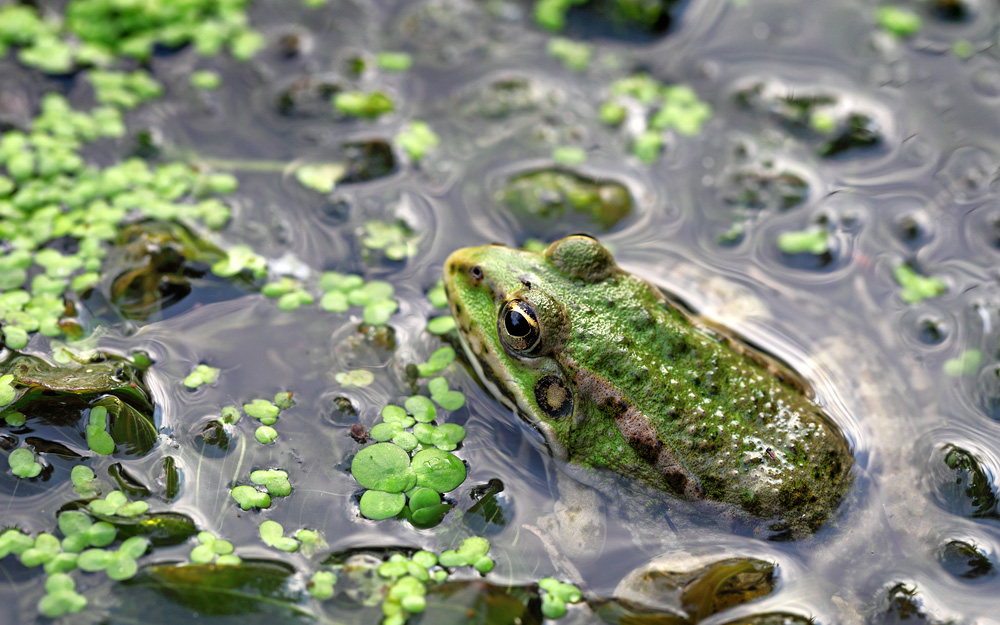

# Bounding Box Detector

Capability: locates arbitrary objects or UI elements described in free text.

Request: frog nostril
[469,265,484,282]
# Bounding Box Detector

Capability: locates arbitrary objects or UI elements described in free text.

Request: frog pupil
[505,308,530,337]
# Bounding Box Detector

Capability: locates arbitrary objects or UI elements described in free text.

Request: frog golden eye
[498,299,540,354]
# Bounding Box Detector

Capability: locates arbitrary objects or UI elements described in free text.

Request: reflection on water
[2,0,1000,623]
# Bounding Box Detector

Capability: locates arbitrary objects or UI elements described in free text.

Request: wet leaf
[125,560,302,617]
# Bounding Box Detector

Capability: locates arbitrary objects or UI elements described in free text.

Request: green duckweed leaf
[411,448,466,493]
[426,316,456,335]
[309,570,337,600]
[0,374,16,406]
[295,163,347,194]
[333,90,395,118]
[250,469,292,497]
[319,272,365,293]
[274,392,293,410]
[363,299,398,326]
[87,406,116,455]
[381,405,415,427]
[183,364,220,389]
[396,121,439,161]
[371,422,403,441]
[417,346,455,377]
[78,548,113,572]
[231,485,271,510]
[428,377,466,411]
[360,490,406,520]
[319,291,350,312]
[220,405,241,425]
[405,395,436,423]
[58,510,92,537]
[244,399,279,424]
[777,228,829,255]
[876,6,922,38]
[255,426,278,444]
[945,350,982,377]
[259,520,299,552]
[392,431,418,451]
[0,529,35,558]
[336,369,375,387]
[427,282,447,309]
[894,264,946,304]
[9,447,42,478]
[351,443,413,493]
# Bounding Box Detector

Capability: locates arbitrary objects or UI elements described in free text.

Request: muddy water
[2,0,1000,623]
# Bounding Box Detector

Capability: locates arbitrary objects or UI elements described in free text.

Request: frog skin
[443,235,854,538]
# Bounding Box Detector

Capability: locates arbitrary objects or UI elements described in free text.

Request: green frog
[442,235,853,540]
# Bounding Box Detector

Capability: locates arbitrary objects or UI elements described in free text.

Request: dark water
[3,0,1000,623]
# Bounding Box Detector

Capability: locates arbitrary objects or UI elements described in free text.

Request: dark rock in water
[595,555,778,623]
[499,168,633,231]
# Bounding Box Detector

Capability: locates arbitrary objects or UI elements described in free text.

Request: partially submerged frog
[443,235,853,539]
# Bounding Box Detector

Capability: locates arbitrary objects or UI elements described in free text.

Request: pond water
[2,0,1000,623]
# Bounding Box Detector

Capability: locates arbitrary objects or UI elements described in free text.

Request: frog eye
[498,299,540,354]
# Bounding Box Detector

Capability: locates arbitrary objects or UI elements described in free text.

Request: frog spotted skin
[443,235,854,538]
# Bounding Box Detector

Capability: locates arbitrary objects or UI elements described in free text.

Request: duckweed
[9,447,42,478]
[190,70,222,90]
[309,570,338,600]
[88,491,149,517]
[258,520,299,552]
[38,573,87,618]
[359,490,407,519]
[553,146,588,165]
[426,316,456,335]
[894,264,947,304]
[254,425,278,444]
[876,6,923,38]
[411,449,466,493]
[376,52,413,71]
[70,465,99,497]
[426,281,448,309]
[334,90,395,118]
[295,163,347,193]
[250,469,292,497]
[547,38,591,71]
[361,220,419,261]
[777,228,829,255]
[189,531,238,565]
[183,364,221,389]
[319,272,398,326]
[945,350,982,377]
[538,577,583,618]
[336,369,376,387]
[601,74,711,161]
[244,399,280,424]
[428,377,466,411]
[396,121,440,162]
[231,485,271,510]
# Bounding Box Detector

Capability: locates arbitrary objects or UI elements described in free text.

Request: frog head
[442,235,618,459]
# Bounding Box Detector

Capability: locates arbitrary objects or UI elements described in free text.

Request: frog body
[443,235,853,538]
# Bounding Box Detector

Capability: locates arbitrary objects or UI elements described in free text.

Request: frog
[442,234,854,542]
